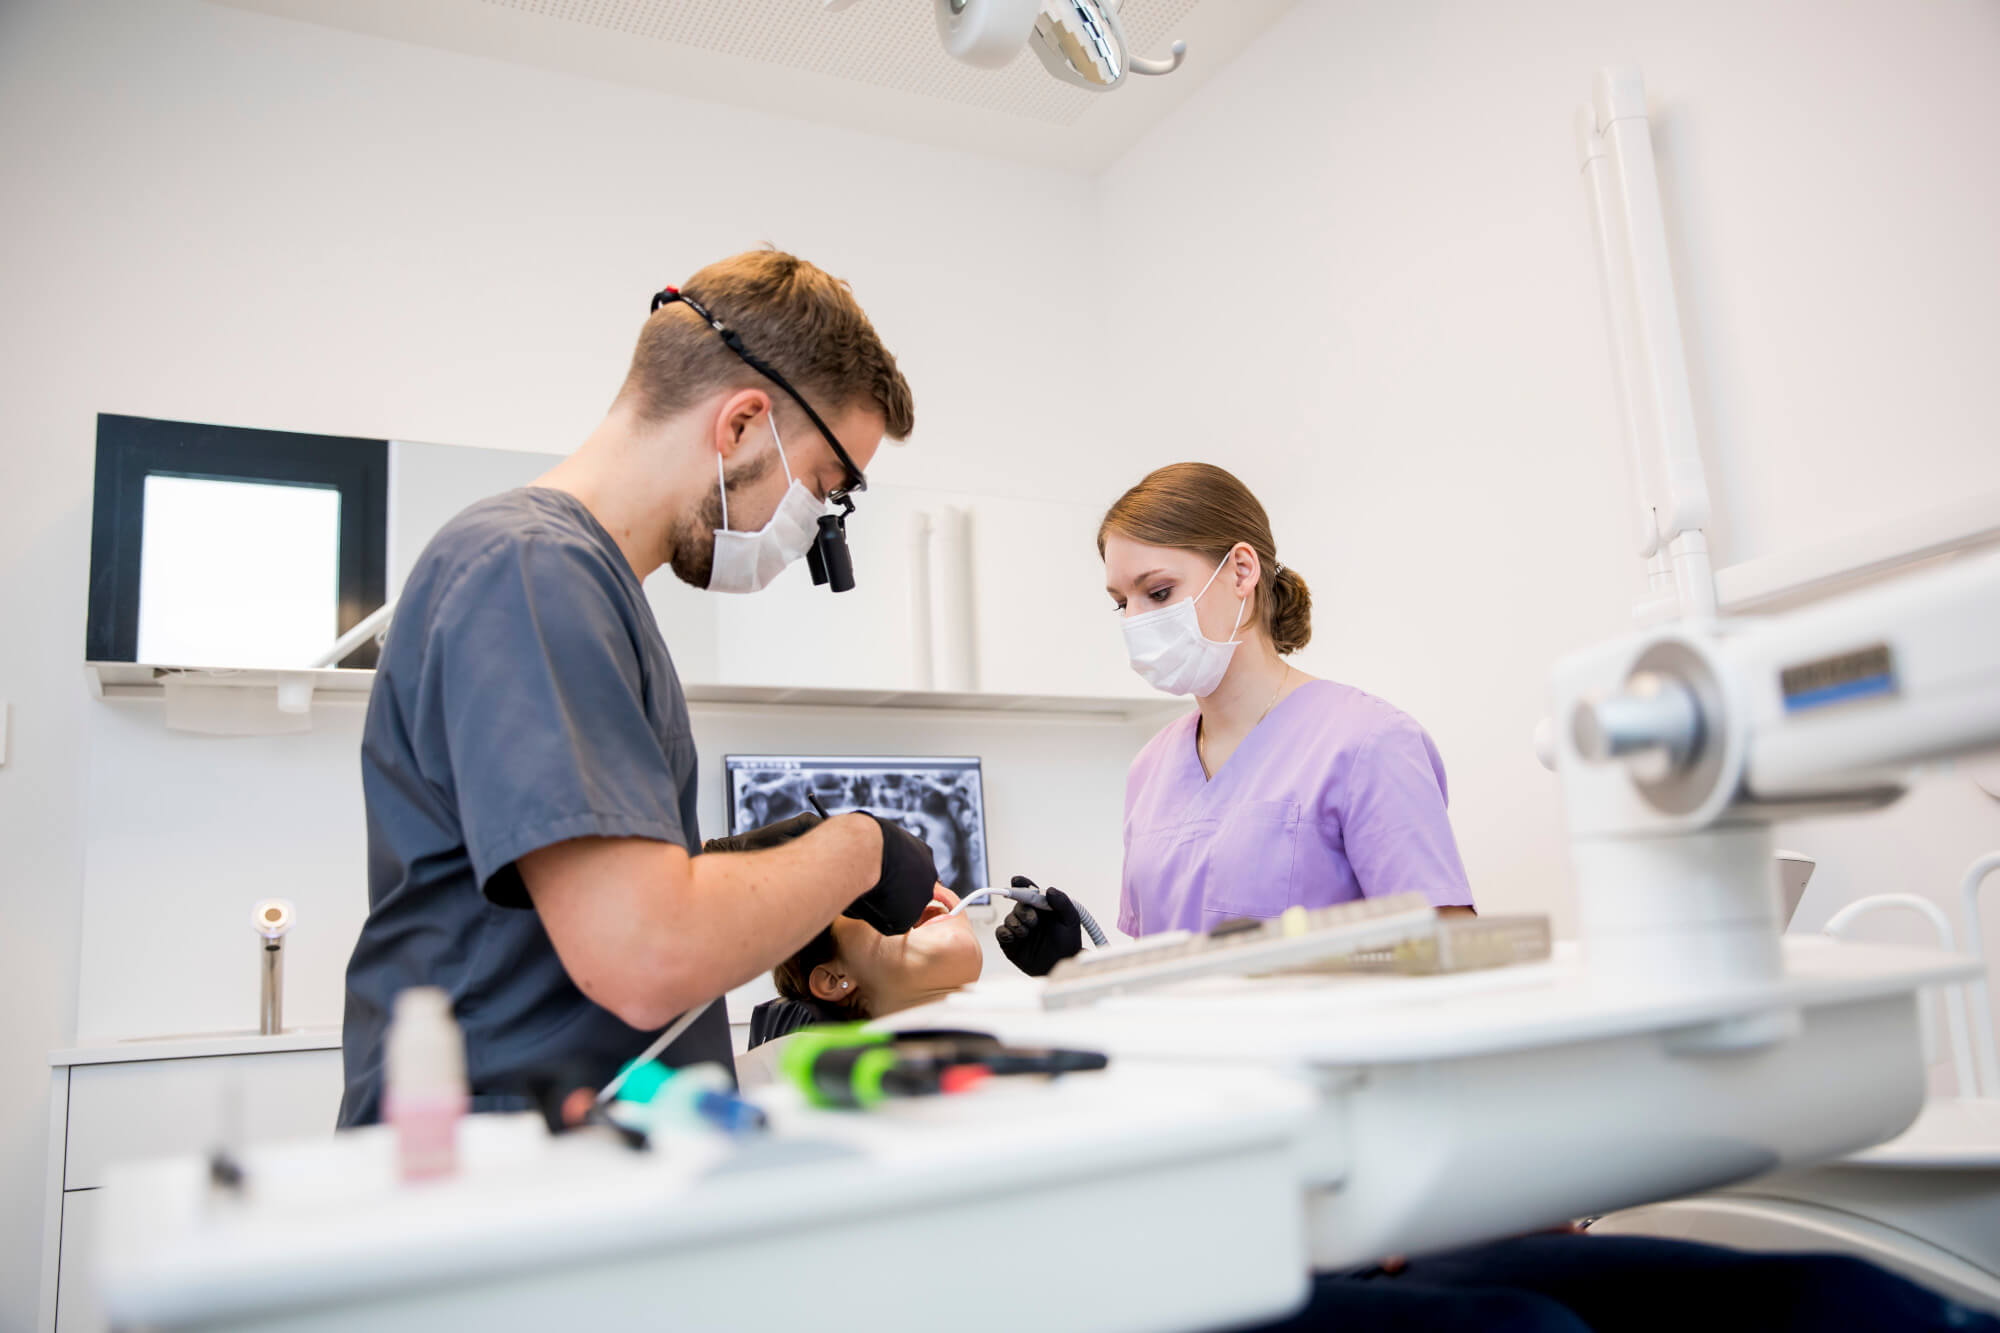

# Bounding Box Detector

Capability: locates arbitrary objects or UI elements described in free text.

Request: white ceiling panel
[481,0,1202,125]
[210,0,1301,171]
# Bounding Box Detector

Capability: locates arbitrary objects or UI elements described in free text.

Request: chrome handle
[1572,670,1703,768]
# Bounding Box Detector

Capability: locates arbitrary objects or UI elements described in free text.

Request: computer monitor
[723,754,989,893]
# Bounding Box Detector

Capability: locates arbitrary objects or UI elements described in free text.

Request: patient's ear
[808,964,852,1004]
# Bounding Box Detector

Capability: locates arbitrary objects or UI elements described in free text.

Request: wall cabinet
[709,484,932,691]
[42,1036,346,1333]
[707,485,1155,702]
[50,1189,103,1333]
[964,492,1151,700]
[39,1022,782,1331]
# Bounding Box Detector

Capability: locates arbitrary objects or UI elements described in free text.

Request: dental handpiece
[949,877,1110,947]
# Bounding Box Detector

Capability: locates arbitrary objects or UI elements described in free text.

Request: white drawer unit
[53,1189,106,1333]
[42,1033,344,1333]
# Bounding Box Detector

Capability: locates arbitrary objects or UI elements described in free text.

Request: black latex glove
[701,809,823,856]
[846,813,938,936]
[996,881,1083,977]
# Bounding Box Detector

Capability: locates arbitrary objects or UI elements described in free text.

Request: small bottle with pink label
[383,987,468,1183]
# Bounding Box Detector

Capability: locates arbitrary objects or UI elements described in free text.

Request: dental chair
[736,997,855,1090]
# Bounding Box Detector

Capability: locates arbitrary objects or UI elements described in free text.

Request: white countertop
[50,1028,342,1067]
[889,936,1982,1064]
[1845,1096,2000,1169]
[97,1063,1314,1331]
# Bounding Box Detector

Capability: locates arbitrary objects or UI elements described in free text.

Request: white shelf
[86,663,1180,725]
[87,662,374,701]
[681,682,1179,723]
[50,1027,343,1068]
[1714,488,2000,614]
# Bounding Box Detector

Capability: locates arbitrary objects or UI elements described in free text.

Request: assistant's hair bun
[1268,565,1312,655]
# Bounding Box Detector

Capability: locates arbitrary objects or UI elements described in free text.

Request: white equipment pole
[1576,68,1717,622]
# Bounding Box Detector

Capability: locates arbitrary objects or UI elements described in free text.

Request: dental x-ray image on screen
[724,755,988,893]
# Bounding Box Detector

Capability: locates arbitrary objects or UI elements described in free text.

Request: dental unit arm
[1554,549,2000,1010]
[1563,68,2000,1015]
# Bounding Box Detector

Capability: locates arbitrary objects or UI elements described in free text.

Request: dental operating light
[828,0,1187,91]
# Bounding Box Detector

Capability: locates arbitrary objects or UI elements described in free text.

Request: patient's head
[772,883,983,1021]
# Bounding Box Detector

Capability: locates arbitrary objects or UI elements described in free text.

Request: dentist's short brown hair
[622,247,915,441]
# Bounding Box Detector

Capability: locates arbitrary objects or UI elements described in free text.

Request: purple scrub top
[1119,679,1474,937]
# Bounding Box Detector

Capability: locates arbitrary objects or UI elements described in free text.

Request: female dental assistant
[994,475,2000,1333]
[1000,461,1472,974]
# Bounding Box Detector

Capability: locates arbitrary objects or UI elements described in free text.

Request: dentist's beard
[665,449,775,589]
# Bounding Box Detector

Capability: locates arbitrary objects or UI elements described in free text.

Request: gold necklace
[1260,664,1294,723]
[1200,665,1293,777]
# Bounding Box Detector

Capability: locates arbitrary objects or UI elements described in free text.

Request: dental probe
[949,877,1110,947]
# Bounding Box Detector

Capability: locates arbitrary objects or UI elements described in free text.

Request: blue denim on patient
[1244,1233,1998,1333]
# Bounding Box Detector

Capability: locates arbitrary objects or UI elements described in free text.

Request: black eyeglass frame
[650,286,868,504]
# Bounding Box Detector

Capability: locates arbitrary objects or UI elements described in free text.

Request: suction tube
[950,880,1109,948]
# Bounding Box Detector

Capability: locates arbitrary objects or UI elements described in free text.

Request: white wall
[1098,0,2000,1039]
[0,2,1141,1326]
[387,442,558,592]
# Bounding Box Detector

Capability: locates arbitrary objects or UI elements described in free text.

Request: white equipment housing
[1555,551,2000,1006]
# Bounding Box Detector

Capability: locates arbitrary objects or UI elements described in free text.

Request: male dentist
[337,249,935,1125]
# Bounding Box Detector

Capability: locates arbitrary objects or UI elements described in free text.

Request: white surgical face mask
[1121,553,1246,697]
[707,416,825,595]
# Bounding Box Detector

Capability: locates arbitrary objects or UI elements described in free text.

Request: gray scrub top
[337,488,727,1127]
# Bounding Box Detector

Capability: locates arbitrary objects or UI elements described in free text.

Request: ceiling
[211,0,1301,172]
